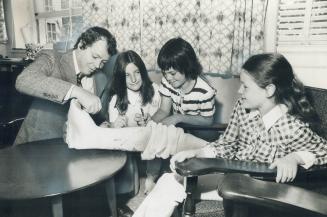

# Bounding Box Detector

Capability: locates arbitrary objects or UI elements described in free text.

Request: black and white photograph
[0,0,326,217]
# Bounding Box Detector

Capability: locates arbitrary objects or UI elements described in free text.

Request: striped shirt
[209,99,327,165]
[159,76,216,117]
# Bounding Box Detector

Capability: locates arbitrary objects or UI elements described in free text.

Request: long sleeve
[287,123,327,165]
[208,99,242,159]
[15,51,73,104]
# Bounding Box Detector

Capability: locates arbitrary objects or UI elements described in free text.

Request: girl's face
[125,63,142,92]
[238,70,268,111]
[163,68,187,89]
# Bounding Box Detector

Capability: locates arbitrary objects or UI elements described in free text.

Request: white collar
[127,89,142,105]
[248,104,288,130]
[72,50,80,75]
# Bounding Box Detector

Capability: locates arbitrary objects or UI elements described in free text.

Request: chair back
[205,74,240,124]
[305,86,327,139]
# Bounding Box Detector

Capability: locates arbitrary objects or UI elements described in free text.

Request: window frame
[46,22,56,43]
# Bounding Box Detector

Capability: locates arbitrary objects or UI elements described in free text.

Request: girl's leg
[66,100,207,153]
[176,133,208,152]
[66,100,150,150]
[133,173,186,217]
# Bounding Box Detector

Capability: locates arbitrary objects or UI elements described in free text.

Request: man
[14,26,134,217]
[15,26,116,145]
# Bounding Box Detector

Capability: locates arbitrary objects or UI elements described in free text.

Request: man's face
[77,38,110,75]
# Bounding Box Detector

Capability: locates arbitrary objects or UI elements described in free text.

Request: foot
[117,204,134,217]
[144,176,156,195]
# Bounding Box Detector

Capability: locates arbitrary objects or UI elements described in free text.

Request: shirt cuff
[196,145,216,158]
[64,85,75,102]
[295,151,316,169]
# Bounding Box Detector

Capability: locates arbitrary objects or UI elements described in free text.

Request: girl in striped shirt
[145,37,217,193]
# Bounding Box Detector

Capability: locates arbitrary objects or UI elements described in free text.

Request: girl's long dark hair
[242,53,319,126]
[109,50,154,114]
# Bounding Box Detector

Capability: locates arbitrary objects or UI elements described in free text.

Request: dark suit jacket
[14,49,111,145]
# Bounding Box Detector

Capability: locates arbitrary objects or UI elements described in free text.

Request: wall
[277,45,327,89]
[264,0,327,89]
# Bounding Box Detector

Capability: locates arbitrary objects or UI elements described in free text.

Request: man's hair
[73,26,117,56]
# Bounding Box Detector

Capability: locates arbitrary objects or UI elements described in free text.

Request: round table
[0,138,127,217]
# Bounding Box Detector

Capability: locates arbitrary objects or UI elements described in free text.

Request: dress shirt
[64,50,96,101]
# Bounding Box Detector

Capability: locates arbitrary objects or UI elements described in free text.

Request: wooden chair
[177,74,240,142]
[219,173,327,217]
[175,86,327,217]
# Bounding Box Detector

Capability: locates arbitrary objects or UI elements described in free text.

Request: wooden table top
[0,138,127,200]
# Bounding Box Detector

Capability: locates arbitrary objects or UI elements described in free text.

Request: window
[34,0,82,49]
[46,22,56,43]
[45,0,54,12]
[61,0,69,9]
[275,0,327,88]
[277,0,327,45]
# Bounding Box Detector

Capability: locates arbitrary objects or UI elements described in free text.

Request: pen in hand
[140,108,145,122]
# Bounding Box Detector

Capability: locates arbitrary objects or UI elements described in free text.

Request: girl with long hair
[101,50,160,128]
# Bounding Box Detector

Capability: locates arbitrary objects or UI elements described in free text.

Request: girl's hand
[269,153,302,183]
[112,115,128,128]
[170,149,198,173]
[134,113,150,126]
[99,121,111,128]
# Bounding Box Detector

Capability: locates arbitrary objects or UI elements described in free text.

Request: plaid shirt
[209,99,327,165]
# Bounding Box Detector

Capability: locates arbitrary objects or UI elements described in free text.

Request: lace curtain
[82,0,267,75]
[0,0,7,43]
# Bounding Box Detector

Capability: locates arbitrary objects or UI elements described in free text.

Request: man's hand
[170,149,198,173]
[71,86,102,114]
[269,153,302,183]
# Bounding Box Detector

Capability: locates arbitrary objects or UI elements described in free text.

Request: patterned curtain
[82,0,267,75]
[0,0,7,43]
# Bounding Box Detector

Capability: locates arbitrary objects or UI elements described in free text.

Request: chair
[0,59,32,147]
[175,86,327,217]
[177,74,240,142]
[219,173,327,217]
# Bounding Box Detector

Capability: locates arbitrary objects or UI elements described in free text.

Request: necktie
[76,73,84,86]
